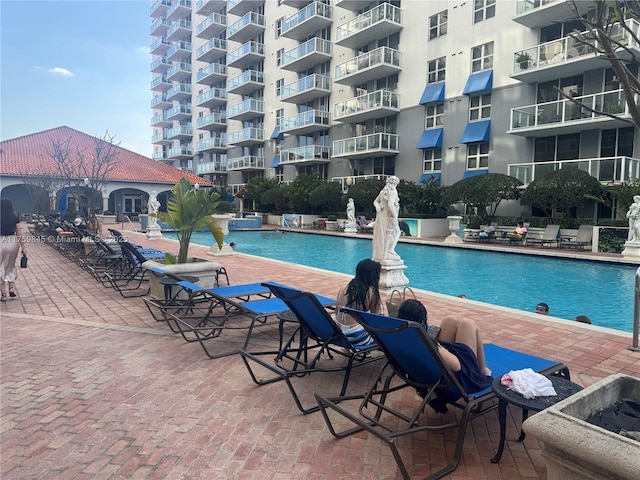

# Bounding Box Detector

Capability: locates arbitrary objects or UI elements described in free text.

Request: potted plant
[143,179,225,297]
[516,52,533,70]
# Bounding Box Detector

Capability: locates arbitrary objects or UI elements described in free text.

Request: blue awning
[462,70,493,95]
[419,173,441,185]
[419,82,445,105]
[270,126,283,140]
[460,120,491,144]
[416,128,443,149]
[270,154,281,168]
[463,169,489,179]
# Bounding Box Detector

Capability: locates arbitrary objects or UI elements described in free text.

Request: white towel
[507,368,557,399]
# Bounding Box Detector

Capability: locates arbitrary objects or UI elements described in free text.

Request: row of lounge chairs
[467,223,593,249]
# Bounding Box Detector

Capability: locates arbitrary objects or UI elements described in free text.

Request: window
[423,149,442,172]
[425,104,444,128]
[469,93,491,120]
[276,78,284,97]
[275,108,284,126]
[467,143,489,169]
[276,48,284,67]
[471,42,493,72]
[427,56,446,84]
[429,10,448,40]
[474,0,495,23]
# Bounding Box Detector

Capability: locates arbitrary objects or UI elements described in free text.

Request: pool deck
[1,224,639,479]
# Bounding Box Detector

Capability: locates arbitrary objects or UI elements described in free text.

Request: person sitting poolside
[509,222,528,242]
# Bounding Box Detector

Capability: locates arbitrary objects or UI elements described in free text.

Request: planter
[445,216,463,244]
[97,214,117,225]
[143,257,224,299]
[208,214,234,256]
[523,373,640,480]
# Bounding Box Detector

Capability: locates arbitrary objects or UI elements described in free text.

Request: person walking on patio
[0,198,26,301]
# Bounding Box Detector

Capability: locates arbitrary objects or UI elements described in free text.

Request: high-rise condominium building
[150,0,639,215]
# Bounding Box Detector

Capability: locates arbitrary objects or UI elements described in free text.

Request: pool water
[174,230,636,332]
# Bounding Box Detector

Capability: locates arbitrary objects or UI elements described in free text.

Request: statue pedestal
[378,260,409,294]
[621,241,640,257]
[146,223,163,239]
[208,243,235,256]
[344,225,357,234]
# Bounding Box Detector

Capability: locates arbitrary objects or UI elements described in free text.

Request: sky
[1,0,153,156]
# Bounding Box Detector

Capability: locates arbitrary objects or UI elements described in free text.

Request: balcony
[334,46,401,86]
[226,127,264,146]
[281,74,330,104]
[150,0,171,18]
[152,132,171,145]
[151,113,172,127]
[150,17,170,35]
[167,0,191,21]
[280,37,332,72]
[509,89,634,137]
[167,144,193,159]
[333,89,399,123]
[195,63,227,86]
[151,37,170,55]
[167,19,192,41]
[165,104,192,120]
[512,19,640,82]
[335,0,364,11]
[508,156,640,186]
[166,62,192,81]
[196,12,227,39]
[280,110,330,135]
[197,160,228,175]
[197,111,227,130]
[280,145,330,165]
[196,38,227,62]
[227,41,265,69]
[332,132,399,159]
[336,3,402,49]
[227,0,264,17]
[167,125,193,139]
[227,70,264,95]
[151,75,171,92]
[227,155,265,171]
[151,93,171,109]
[196,87,227,108]
[227,12,265,44]
[197,136,227,152]
[150,56,171,73]
[152,151,169,160]
[280,2,332,41]
[166,41,192,61]
[166,83,192,101]
[513,0,594,29]
[281,0,313,8]
[195,0,227,16]
[227,98,264,121]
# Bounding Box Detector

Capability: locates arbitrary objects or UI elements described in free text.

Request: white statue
[372,176,401,262]
[346,198,356,227]
[148,191,160,226]
[626,195,640,243]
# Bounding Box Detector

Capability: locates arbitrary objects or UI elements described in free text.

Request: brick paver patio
[1,226,638,479]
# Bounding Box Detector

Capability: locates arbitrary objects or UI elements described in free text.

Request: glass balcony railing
[227,70,264,91]
[151,75,170,90]
[280,145,330,163]
[197,111,227,128]
[196,38,227,59]
[166,41,192,58]
[508,156,640,185]
[166,105,192,118]
[151,37,170,53]
[197,160,228,174]
[167,19,191,38]
[151,0,171,16]
[150,56,170,71]
[510,88,632,129]
[150,17,170,34]
[152,132,169,143]
[151,113,169,125]
[227,98,265,117]
[196,88,227,105]
[151,94,169,107]
[227,41,264,64]
[197,137,227,151]
[280,37,331,68]
[227,128,264,144]
[227,155,265,169]
[196,63,227,82]
[167,0,191,19]
[280,110,329,131]
[335,46,401,80]
[280,1,332,37]
[166,62,191,78]
[336,2,401,42]
[167,144,193,157]
[196,12,227,36]
[515,0,555,16]
[332,132,399,157]
[227,11,265,38]
[281,74,330,101]
[167,125,193,138]
[333,89,399,119]
[166,83,191,98]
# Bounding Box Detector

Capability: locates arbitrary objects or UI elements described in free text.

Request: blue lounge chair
[240,283,384,414]
[315,308,569,480]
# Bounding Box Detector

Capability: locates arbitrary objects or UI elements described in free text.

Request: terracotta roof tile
[0,126,211,185]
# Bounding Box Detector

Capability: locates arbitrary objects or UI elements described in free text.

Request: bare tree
[564,1,640,126]
[17,173,64,217]
[48,131,121,233]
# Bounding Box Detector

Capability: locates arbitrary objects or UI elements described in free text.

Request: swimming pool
[172,230,636,332]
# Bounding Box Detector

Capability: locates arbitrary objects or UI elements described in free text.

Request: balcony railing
[226,98,265,118]
[227,155,265,170]
[336,2,402,46]
[166,41,192,59]
[151,94,170,107]
[196,12,227,38]
[150,56,170,72]
[197,112,227,129]
[166,83,191,98]
[165,104,192,118]
[508,156,640,185]
[510,89,633,130]
[280,1,332,39]
[280,37,331,69]
[167,0,191,20]
[167,19,191,40]
[226,128,264,145]
[280,145,330,164]
[196,87,227,106]
[281,74,330,101]
[167,144,193,158]
[197,160,228,174]
[196,38,227,61]
[280,110,330,132]
[333,89,399,121]
[227,41,265,65]
[167,125,193,138]
[332,132,399,158]
[227,70,264,92]
[197,137,227,151]
[334,46,401,82]
[151,37,170,54]
[227,11,265,39]
[196,63,227,83]
[150,0,171,17]
[150,17,170,34]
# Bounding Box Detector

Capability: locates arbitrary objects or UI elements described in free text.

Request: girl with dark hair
[334,259,382,347]
[0,198,26,301]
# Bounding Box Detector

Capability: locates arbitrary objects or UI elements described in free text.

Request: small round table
[490,374,583,463]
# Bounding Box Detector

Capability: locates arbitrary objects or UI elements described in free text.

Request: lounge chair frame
[526,224,561,248]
